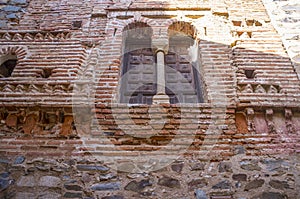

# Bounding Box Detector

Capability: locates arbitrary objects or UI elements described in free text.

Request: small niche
[72,21,82,29]
[59,111,64,123]
[244,69,255,79]
[41,68,52,78]
[232,20,242,26]
[0,55,17,78]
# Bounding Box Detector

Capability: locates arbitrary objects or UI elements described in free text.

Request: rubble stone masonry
[0,0,299,198]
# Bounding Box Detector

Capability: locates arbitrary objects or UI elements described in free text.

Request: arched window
[167,22,204,103]
[0,54,17,78]
[120,22,156,104]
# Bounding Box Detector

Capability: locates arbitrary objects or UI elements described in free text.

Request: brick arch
[101,18,155,62]
[167,20,199,39]
[165,20,205,103]
[0,46,28,77]
[122,21,153,44]
[120,16,156,33]
[123,21,153,33]
[0,46,28,61]
[119,19,156,104]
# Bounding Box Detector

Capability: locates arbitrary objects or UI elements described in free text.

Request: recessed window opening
[167,22,204,104]
[42,68,53,78]
[244,69,255,79]
[0,54,17,78]
[120,22,156,104]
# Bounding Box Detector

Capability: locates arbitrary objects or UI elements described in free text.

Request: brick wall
[0,0,299,198]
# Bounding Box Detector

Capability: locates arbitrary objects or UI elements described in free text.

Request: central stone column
[156,50,166,94]
[152,38,169,104]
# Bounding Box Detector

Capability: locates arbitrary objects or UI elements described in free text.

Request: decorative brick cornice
[238,83,281,94]
[0,32,72,42]
[0,82,72,95]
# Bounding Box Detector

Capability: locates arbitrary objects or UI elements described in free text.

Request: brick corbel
[265,109,275,133]
[285,108,294,133]
[246,108,255,132]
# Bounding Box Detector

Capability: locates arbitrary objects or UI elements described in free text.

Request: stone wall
[0,0,299,198]
[0,153,299,199]
[0,0,29,29]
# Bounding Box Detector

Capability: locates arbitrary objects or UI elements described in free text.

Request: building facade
[0,0,299,198]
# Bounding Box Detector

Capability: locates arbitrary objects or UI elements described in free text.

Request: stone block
[64,184,82,191]
[244,179,264,191]
[15,192,35,199]
[0,158,9,164]
[101,196,124,199]
[124,179,152,193]
[195,189,207,199]
[212,180,231,189]
[158,176,180,188]
[38,176,61,188]
[269,180,290,189]
[0,20,7,28]
[190,162,205,171]
[6,13,18,19]
[76,165,109,172]
[11,0,27,5]
[38,191,62,199]
[99,173,117,180]
[2,6,21,12]
[91,182,121,191]
[0,172,9,178]
[17,176,36,187]
[14,156,25,164]
[188,179,207,190]
[232,174,247,181]
[218,162,232,172]
[260,159,283,171]
[0,178,10,191]
[234,146,245,155]
[171,162,184,173]
[253,192,286,199]
[240,160,261,171]
[63,192,82,198]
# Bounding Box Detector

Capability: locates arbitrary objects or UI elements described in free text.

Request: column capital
[151,38,169,54]
[153,94,169,104]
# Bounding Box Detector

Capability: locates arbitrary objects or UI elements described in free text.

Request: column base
[152,94,169,104]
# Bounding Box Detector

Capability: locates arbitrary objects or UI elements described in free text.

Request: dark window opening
[165,36,204,104]
[42,68,52,78]
[120,22,155,104]
[72,21,82,29]
[120,21,205,104]
[120,46,156,104]
[0,58,17,78]
[244,69,255,79]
